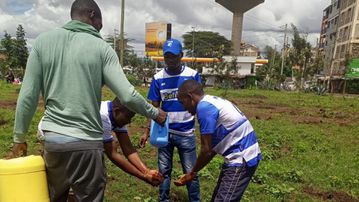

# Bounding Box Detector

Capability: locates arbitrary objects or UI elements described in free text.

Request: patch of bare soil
[0,99,44,109]
[280,144,292,155]
[0,100,17,108]
[240,102,293,121]
[128,125,146,136]
[295,116,324,124]
[303,186,359,202]
[233,97,357,127]
[243,94,268,100]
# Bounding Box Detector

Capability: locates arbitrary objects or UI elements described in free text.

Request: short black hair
[70,0,101,19]
[178,80,204,96]
[112,97,132,112]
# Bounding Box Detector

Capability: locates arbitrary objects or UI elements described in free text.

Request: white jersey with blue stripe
[38,100,127,143]
[148,66,201,136]
[100,101,128,143]
[197,95,261,167]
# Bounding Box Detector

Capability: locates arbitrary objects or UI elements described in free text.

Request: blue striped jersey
[100,101,128,143]
[37,101,127,143]
[197,95,261,167]
[148,66,201,135]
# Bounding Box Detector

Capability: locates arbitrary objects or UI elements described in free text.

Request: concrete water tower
[216,0,264,56]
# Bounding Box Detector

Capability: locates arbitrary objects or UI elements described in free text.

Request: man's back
[197,95,261,167]
[15,20,110,142]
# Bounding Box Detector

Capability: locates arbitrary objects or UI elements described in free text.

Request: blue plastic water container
[150,117,169,147]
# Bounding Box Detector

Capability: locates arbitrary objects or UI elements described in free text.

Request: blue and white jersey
[100,101,128,143]
[148,66,201,136]
[197,95,261,167]
[38,101,127,143]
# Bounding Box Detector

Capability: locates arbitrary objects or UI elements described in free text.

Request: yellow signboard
[145,22,171,57]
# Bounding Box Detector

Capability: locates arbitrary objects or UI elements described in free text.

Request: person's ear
[112,107,121,116]
[187,92,193,100]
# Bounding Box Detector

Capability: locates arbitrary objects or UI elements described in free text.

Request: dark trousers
[43,141,106,202]
[211,162,258,202]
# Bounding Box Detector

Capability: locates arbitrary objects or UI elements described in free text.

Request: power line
[245,14,282,30]
[245,13,315,35]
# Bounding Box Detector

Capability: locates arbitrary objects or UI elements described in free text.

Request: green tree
[182,31,231,57]
[256,46,283,89]
[1,31,15,69]
[13,24,29,70]
[105,34,156,85]
[1,25,29,74]
[308,50,324,76]
[105,34,134,65]
[288,24,312,86]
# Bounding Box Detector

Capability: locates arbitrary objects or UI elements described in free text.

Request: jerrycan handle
[149,116,169,147]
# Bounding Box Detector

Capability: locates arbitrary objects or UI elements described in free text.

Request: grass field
[0,80,358,202]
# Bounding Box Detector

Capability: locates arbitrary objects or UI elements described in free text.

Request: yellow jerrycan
[0,155,49,202]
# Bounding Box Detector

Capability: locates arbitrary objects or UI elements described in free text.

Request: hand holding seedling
[144,169,164,186]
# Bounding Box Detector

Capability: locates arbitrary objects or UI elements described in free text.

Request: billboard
[145,22,171,57]
[346,58,359,78]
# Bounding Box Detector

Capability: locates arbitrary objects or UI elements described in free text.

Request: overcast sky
[0,0,331,56]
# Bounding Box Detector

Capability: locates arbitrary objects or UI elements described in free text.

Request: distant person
[38,98,164,186]
[139,39,201,202]
[174,80,261,202]
[12,0,166,201]
[5,70,15,83]
[143,75,147,87]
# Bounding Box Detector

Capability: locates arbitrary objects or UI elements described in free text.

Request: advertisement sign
[346,58,359,78]
[145,22,171,57]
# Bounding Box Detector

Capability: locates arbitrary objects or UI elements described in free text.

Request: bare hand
[174,172,195,186]
[11,142,28,158]
[144,169,164,186]
[139,133,149,148]
[154,109,167,126]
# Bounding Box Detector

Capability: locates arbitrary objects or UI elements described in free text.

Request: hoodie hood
[62,20,102,39]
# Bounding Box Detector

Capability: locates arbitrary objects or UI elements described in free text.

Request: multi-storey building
[320,0,359,92]
[332,0,358,75]
[320,0,341,76]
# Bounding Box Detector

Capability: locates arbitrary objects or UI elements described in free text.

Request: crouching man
[174,80,261,201]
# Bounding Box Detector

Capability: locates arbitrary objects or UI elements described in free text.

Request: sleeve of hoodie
[13,45,43,143]
[102,46,159,119]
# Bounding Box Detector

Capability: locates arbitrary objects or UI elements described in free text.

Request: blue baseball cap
[163,39,182,55]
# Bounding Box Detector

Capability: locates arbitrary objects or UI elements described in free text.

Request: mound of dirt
[303,186,359,202]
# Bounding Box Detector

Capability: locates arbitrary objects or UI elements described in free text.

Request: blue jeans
[158,133,200,202]
[211,162,258,202]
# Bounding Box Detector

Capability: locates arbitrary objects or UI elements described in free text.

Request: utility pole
[281,24,287,76]
[301,32,309,89]
[271,45,277,68]
[113,29,119,51]
[120,0,125,67]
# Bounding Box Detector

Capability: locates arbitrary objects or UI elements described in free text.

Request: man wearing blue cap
[140,39,201,202]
